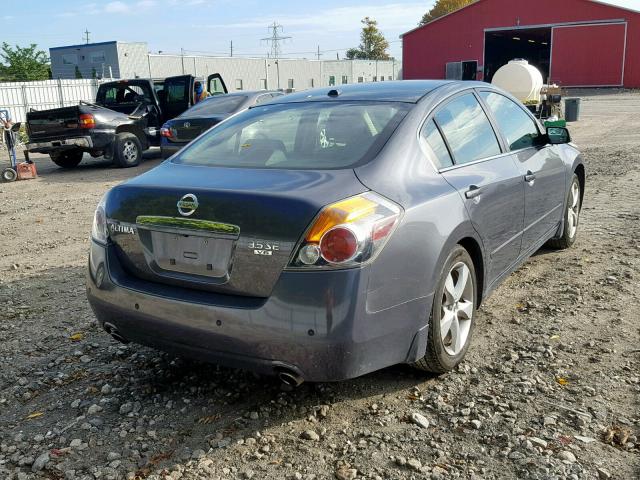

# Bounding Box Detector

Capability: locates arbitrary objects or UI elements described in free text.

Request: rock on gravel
[410,412,430,429]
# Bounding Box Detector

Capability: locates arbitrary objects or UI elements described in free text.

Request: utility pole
[230,40,233,57]
[316,45,321,61]
[261,22,291,59]
[181,47,185,74]
[83,28,91,44]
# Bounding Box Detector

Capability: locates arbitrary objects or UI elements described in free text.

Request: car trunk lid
[168,116,224,143]
[106,161,367,297]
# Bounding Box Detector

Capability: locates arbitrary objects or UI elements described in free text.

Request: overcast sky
[2,0,640,60]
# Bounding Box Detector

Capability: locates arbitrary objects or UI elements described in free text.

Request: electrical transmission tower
[261,22,291,59]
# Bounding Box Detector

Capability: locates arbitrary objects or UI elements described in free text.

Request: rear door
[207,73,228,96]
[422,92,525,283]
[479,90,565,252]
[162,75,194,121]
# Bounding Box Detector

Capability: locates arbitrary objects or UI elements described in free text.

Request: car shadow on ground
[1,265,439,475]
[26,150,164,185]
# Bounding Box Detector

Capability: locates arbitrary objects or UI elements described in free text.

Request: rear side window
[420,120,453,169]
[480,91,540,151]
[172,102,409,170]
[435,93,501,165]
[179,95,247,117]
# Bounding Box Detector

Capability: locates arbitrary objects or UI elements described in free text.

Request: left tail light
[289,192,402,269]
[91,193,108,244]
[79,113,96,129]
[160,125,173,138]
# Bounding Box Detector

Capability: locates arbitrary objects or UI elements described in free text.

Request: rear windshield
[180,95,248,117]
[171,101,410,169]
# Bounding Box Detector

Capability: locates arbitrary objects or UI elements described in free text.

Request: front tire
[413,246,477,373]
[547,173,581,249]
[113,133,142,168]
[50,150,83,168]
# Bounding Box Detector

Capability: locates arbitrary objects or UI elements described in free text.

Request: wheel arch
[115,124,148,150]
[574,162,585,208]
[429,223,487,309]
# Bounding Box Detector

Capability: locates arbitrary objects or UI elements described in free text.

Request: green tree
[420,0,475,26]
[346,17,390,60]
[91,67,97,79]
[0,43,50,81]
[74,65,83,79]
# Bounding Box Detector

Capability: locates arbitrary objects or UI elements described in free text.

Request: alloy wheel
[441,261,474,356]
[566,180,580,239]
[122,141,138,163]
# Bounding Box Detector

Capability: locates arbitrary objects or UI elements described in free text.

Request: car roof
[271,80,453,104]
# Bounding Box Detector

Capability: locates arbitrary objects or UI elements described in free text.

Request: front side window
[420,120,453,169]
[480,91,540,151]
[435,93,501,165]
[173,102,409,170]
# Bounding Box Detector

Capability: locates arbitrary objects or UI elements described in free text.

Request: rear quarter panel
[355,91,485,316]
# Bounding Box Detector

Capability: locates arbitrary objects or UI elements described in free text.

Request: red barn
[401,0,640,88]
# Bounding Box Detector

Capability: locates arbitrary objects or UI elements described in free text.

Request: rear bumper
[86,240,431,382]
[27,136,93,152]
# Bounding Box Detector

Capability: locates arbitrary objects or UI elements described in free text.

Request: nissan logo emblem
[177,193,199,217]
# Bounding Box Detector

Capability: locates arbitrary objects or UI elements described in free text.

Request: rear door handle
[524,171,536,183]
[465,185,482,199]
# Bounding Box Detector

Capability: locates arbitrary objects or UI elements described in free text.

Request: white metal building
[49,41,402,91]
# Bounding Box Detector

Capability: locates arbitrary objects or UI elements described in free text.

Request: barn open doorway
[484,28,551,83]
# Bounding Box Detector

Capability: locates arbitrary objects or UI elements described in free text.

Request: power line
[260,22,291,59]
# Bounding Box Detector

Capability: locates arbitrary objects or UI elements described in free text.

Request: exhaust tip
[277,370,304,387]
[103,322,130,344]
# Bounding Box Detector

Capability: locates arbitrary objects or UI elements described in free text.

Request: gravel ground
[0,92,638,480]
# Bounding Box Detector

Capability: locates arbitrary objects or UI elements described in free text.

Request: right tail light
[289,192,402,269]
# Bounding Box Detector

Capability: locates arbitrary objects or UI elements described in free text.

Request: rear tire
[413,245,477,374]
[1,167,17,182]
[547,173,581,250]
[113,133,142,168]
[50,150,83,168]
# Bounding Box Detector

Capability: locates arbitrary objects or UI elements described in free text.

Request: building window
[235,79,243,90]
[341,75,348,84]
[358,76,364,83]
[309,78,315,88]
[90,51,105,63]
[373,76,377,82]
[288,78,294,89]
[380,76,384,82]
[329,76,335,86]
[62,54,78,65]
[388,75,392,81]
[260,78,267,89]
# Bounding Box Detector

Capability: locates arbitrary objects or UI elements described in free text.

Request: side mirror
[546,127,571,145]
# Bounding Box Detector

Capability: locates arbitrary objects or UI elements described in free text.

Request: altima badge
[177,193,199,217]
[183,122,191,128]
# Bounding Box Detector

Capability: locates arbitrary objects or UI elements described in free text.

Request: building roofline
[50,41,118,51]
[400,0,640,38]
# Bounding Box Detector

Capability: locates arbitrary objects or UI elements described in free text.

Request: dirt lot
[0,92,638,480]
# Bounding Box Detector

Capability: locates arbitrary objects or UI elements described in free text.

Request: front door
[207,73,228,96]
[162,75,194,121]
[422,92,525,283]
[478,90,565,252]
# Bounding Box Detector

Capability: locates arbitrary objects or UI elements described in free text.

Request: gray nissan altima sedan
[87,80,584,384]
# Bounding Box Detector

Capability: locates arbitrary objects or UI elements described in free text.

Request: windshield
[179,95,248,118]
[172,101,409,169]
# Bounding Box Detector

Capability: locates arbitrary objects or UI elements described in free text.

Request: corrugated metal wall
[0,79,102,122]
